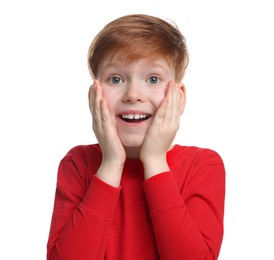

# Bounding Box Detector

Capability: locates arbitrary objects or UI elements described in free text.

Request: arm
[89,80,126,187]
[140,82,225,259]
[143,150,225,260]
[140,80,184,179]
[47,155,121,260]
[47,80,126,259]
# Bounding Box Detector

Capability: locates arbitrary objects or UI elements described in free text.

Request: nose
[122,81,145,103]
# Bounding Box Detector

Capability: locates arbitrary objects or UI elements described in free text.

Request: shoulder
[63,143,102,162]
[169,145,225,193]
[168,145,225,180]
[58,144,102,179]
[169,145,224,166]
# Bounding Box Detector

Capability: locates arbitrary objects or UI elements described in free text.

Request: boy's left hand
[140,81,183,179]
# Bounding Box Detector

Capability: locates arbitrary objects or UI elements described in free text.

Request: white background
[0,0,273,259]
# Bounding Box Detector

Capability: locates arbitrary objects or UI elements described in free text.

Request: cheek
[150,89,166,108]
[102,89,118,115]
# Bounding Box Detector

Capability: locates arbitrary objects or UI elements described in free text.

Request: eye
[110,76,122,84]
[148,76,160,84]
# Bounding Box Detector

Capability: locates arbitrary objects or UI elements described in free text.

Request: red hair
[87,14,189,82]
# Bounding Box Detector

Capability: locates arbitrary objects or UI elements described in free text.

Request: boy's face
[96,57,179,150]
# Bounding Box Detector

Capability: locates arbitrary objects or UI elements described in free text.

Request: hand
[140,81,183,178]
[89,80,126,186]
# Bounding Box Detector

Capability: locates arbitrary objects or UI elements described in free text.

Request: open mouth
[119,114,151,123]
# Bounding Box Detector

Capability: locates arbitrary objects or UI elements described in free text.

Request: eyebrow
[101,60,171,73]
[147,62,170,73]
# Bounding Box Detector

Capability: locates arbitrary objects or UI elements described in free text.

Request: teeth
[121,114,148,120]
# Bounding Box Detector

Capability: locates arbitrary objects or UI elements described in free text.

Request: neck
[124,146,141,159]
[124,145,175,159]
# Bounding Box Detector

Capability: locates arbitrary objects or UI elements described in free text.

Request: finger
[94,81,114,131]
[164,81,175,120]
[91,81,104,132]
[100,98,111,125]
[173,83,182,120]
[169,82,181,117]
[94,80,103,99]
[89,83,95,112]
[154,97,168,124]
[153,81,173,126]
[163,81,181,128]
[179,84,186,114]
[89,81,101,108]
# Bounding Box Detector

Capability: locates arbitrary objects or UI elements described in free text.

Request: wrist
[142,155,169,180]
[96,160,124,187]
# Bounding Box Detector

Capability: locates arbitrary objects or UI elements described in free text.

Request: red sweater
[47,144,225,260]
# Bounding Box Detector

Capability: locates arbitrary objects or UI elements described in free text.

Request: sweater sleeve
[47,157,121,260]
[143,149,225,260]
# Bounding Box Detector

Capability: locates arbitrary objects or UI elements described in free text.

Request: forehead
[98,53,174,74]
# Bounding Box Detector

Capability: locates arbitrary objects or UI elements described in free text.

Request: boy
[47,14,225,259]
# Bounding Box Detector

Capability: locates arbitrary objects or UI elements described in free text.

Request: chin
[121,139,143,148]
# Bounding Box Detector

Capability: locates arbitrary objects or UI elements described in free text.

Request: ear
[179,83,186,114]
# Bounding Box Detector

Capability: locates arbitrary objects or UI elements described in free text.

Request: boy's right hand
[89,80,126,186]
